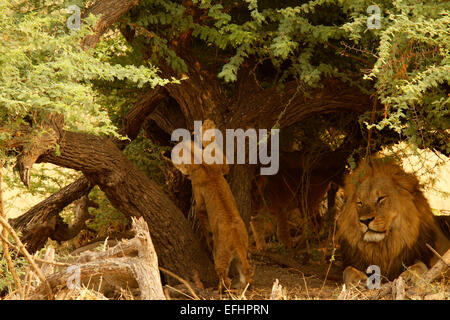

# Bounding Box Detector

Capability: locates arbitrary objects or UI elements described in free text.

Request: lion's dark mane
[340,219,437,280]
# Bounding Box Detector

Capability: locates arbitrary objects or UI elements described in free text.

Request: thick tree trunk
[228,78,371,129]
[228,165,256,228]
[120,86,169,141]
[51,195,99,242]
[15,121,217,287]
[10,86,169,252]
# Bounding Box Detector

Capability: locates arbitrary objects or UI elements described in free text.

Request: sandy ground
[167,253,344,300]
[394,145,449,212]
[2,164,52,219]
[2,183,45,218]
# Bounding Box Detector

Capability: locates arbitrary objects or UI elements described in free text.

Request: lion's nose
[360,217,374,226]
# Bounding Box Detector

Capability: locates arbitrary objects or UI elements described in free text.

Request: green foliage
[358,0,450,153]
[124,0,449,153]
[123,133,171,186]
[1,0,447,155]
[80,186,129,236]
[4,164,79,198]
[0,0,170,137]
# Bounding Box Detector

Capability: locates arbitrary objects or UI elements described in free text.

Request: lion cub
[170,120,253,292]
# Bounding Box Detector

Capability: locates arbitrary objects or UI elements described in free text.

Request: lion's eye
[377,196,387,205]
[356,201,363,207]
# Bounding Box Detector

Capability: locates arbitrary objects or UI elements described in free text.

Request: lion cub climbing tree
[168,120,253,292]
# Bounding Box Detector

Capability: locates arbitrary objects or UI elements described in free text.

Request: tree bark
[161,56,229,128]
[29,217,166,300]
[228,164,256,228]
[422,248,450,283]
[10,87,167,252]
[14,120,217,287]
[81,0,140,49]
[51,195,98,242]
[120,86,169,141]
[228,78,371,129]
[9,176,94,253]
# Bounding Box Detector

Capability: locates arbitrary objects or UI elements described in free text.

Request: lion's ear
[221,163,230,175]
[392,169,419,194]
[161,150,191,176]
[172,162,191,176]
[202,119,216,132]
[201,119,219,148]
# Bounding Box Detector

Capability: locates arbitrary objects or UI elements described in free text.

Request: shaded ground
[165,245,345,300]
[165,247,449,300]
[242,254,343,300]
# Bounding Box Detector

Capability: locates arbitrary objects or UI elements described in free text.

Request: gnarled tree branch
[81,0,140,49]
[9,176,94,253]
[229,78,372,129]
[10,116,217,286]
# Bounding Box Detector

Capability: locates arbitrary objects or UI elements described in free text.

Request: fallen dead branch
[6,217,165,300]
[269,279,286,300]
[366,251,450,300]
[422,248,450,283]
[393,276,405,300]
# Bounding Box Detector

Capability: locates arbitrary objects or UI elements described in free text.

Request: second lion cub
[170,120,253,292]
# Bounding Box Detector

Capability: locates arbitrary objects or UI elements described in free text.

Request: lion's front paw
[343,266,368,289]
[399,261,428,285]
[218,276,232,294]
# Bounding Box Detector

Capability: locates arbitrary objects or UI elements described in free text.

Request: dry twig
[0,163,23,296]
[0,215,53,298]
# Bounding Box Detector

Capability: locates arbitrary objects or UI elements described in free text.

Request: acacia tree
[1,0,448,287]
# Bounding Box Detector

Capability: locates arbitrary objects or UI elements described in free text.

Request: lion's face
[337,158,448,280]
[354,176,398,242]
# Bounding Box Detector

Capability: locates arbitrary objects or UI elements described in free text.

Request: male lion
[337,158,450,287]
[169,120,252,292]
